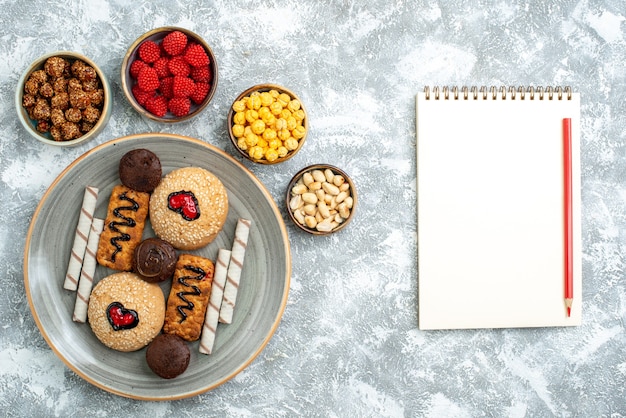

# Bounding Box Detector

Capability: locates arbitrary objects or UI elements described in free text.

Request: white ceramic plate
[24,133,291,400]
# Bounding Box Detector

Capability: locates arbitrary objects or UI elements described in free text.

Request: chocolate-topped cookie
[146,333,190,379]
[119,149,162,193]
[133,237,177,283]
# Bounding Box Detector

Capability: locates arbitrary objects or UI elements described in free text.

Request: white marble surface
[1,0,626,416]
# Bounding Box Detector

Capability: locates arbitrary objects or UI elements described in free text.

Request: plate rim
[23,132,292,400]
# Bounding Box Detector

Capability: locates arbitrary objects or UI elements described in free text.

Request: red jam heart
[168,191,200,221]
[106,302,139,331]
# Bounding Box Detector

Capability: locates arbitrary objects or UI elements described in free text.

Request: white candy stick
[199,249,231,354]
[72,218,104,323]
[219,218,251,324]
[64,186,99,290]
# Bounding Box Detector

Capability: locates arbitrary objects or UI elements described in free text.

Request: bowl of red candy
[121,27,218,122]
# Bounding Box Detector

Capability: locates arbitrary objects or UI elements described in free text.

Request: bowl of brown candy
[286,164,357,235]
[16,51,111,147]
[121,27,218,122]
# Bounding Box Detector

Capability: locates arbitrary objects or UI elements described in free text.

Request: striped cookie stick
[219,218,252,324]
[72,218,104,323]
[199,248,231,354]
[63,186,99,290]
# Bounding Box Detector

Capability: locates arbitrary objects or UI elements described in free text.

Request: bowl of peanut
[227,84,307,164]
[286,164,357,235]
[16,51,111,146]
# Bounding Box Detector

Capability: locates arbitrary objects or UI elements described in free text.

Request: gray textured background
[1,0,625,416]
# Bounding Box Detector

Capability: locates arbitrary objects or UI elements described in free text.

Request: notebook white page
[416,87,581,330]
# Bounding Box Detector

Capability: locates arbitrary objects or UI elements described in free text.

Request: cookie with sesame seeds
[149,167,228,250]
[87,272,165,352]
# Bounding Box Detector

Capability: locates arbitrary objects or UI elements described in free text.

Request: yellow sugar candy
[245,132,259,147]
[286,116,297,131]
[280,109,292,120]
[251,119,266,134]
[248,146,264,160]
[232,100,246,112]
[292,109,305,121]
[258,106,271,119]
[269,138,282,149]
[263,128,277,141]
[287,99,301,112]
[260,92,273,107]
[275,118,287,130]
[232,124,245,138]
[265,148,279,162]
[247,95,262,110]
[278,128,291,140]
[262,112,276,126]
[270,101,283,116]
[284,137,299,151]
[257,137,269,149]
[292,125,306,139]
[277,146,289,157]
[233,111,246,125]
[277,93,291,106]
[245,109,259,123]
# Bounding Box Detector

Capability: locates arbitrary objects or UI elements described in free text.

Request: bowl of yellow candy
[227,84,307,164]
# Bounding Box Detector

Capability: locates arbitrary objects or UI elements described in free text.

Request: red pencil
[563,118,573,317]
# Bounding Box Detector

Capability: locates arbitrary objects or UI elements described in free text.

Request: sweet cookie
[149,167,228,250]
[96,184,150,271]
[163,254,214,341]
[87,272,165,352]
[133,237,177,283]
[119,149,162,193]
[146,333,190,379]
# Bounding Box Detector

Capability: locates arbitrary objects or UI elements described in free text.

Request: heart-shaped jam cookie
[168,190,200,221]
[106,302,139,331]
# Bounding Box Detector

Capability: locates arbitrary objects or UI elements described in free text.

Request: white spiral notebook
[416,86,582,330]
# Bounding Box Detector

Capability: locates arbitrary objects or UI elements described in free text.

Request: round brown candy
[119,149,162,193]
[133,237,177,283]
[146,333,190,379]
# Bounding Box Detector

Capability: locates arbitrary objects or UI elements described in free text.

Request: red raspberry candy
[129,60,148,78]
[159,76,174,99]
[137,40,161,63]
[145,95,168,117]
[172,76,195,98]
[153,57,171,78]
[168,56,190,77]
[132,85,154,106]
[183,43,209,67]
[137,66,159,92]
[168,97,191,117]
[190,65,212,83]
[190,82,210,104]
[162,30,188,56]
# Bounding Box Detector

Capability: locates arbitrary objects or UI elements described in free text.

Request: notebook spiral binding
[424,86,573,100]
